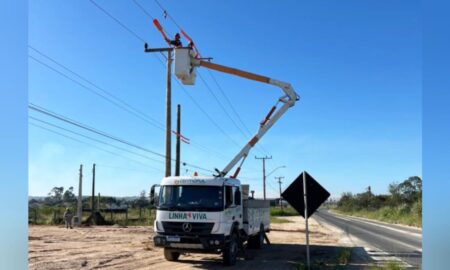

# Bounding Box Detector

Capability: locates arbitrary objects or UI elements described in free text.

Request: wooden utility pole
[255,156,272,199]
[91,163,96,212]
[77,164,83,226]
[144,46,183,177]
[275,176,285,210]
[165,51,172,177]
[97,193,101,211]
[175,104,181,176]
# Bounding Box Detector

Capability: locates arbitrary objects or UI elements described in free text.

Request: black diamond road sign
[281,171,330,219]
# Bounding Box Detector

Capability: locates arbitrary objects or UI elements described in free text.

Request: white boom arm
[187,52,299,177]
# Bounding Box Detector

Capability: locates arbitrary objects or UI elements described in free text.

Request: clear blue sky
[28,0,421,199]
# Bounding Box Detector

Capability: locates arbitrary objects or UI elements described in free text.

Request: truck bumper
[153,234,226,252]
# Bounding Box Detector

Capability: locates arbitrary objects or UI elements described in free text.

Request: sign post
[281,171,330,270]
[303,171,310,270]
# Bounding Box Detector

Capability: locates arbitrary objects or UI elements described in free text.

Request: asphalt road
[314,209,422,268]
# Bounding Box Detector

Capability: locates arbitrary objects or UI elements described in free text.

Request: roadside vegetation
[29,187,155,226]
[270,206,299,216]
[269,206,298,223]
[334,176,422,227]
[294,247,353,269]
[368,261,405,270]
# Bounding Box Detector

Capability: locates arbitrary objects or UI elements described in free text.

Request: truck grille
[162,222,214,235]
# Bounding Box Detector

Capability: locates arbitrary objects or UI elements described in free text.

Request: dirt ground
[29,216,367,270]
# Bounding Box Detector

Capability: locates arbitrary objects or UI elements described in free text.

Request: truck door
[224,185,242,227]
[233,186,243,226]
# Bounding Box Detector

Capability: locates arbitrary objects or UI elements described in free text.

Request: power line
[89,0,146,43]
[88,0,166,61]
[28,47,229,162]
[29,121,163,172]
[132,0,156,20]
[130,0,242,150]
[153,0,182,30]
[29,103,165,158]
[172,78,242,148]
[95,164,157,173]
[29,115,164,165]
[90,0,240,158]
[29,45,165,130]
[29,55,165,131]
[147,0,270,155]
[197,72,249,141]
[88,0,267,170]
[29,103,214,173]
[206,69,271,155]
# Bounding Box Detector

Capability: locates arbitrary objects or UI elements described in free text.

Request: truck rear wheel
[164,248,180,261]
[248,225,264,249]
[223,233,238,266]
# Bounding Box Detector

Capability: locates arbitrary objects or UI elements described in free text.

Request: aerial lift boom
[182,52,299,178]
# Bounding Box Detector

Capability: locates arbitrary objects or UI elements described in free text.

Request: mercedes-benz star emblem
[182,222,192,232]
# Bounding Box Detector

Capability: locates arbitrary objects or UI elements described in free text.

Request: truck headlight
[211,222,221,233]
[155,221,164,232]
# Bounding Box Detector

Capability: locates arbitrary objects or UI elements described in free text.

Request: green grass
[334,206,421,227]
[368,261,405,270]
[336,247,352,265]
[270,206,299,217]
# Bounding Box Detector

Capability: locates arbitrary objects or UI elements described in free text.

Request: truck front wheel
[164,248,180,261]
[223,233,238,266]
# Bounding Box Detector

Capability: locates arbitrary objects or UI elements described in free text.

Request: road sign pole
[303,171,310,270]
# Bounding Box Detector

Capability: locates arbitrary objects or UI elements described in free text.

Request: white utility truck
[150,47,299,266]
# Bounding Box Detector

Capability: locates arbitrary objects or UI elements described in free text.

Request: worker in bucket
[165,33,182,47]
[63,207,73,229]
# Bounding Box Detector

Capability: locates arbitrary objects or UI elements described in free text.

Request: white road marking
[328,212,422,252]
[315,211,420,268]
[330,211,422,238]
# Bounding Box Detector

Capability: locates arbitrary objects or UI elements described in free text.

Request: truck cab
[151,176,269,265]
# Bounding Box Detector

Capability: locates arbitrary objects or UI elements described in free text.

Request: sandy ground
[29,216,366,270]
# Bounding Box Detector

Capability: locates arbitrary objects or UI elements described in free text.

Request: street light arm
[266,165,286,178]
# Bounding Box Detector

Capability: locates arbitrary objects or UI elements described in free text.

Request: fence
[28,206,156,226]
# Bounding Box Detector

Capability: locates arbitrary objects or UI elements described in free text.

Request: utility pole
[175,104,181,176]
[77,164,83,226]
[165,51,172,177]
[144,45,180,177]
[91,163,96,213]
[275,176,285,210]
[97,193,101,211]
[255,156,272,200]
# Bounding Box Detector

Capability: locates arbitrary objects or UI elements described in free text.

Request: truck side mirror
[149,184,160,206]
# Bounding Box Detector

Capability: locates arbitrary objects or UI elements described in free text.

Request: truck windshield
[158,185,223,212]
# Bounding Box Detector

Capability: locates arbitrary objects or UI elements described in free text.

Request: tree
[46,186,64,205]
[388,182,401,206]
[63,186,76,204]
[337,192,354,211]
[136,190,149,208]
[398,176,422,204]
